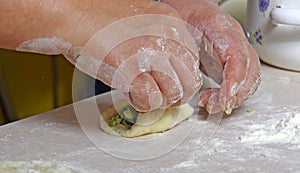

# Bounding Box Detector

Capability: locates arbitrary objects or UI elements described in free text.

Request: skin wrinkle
[138,79,163,110]
[141,80,152,93]
[132,79,152,106]
[166,39,202,105]
[168,75,182,101]
[229,82,238,99]
[73,0,112,38]
[207,92,218,113]
[172,59,202,104]
[153,70,182,103]
[166,57,198,103]
[175,50,202,89]
[247,74,261,98]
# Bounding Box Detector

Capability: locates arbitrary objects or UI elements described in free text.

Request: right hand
[1,0,202,112]
[62,0,203,112]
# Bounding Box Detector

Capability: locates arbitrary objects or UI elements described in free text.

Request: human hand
[162,0,261,114]
[1,0,203,112]
[62,0,203,112]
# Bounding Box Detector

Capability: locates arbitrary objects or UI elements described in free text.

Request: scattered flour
[0,161,71,173]
[240,113,300,144]
[172,160,198,169]
[159,160,198,172]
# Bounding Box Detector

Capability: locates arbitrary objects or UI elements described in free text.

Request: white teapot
[220,0,300,71]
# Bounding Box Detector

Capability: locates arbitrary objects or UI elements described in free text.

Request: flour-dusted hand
[0,0,202,112]
[65,0,203,112]
[162,0,261,114]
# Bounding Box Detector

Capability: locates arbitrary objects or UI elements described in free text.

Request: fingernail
[225,102,232,115]
[149,91,163,110]
[207,103,223,114]
[206,105,213,114]
[199,100,204,107]
[225,98,235,115]
[225,108,232,115]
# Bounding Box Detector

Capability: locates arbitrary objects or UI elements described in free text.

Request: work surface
[0,64,300,173]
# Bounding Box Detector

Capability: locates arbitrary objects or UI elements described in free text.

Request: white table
[0,64,300,173]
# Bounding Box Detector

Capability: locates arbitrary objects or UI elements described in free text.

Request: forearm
[162,0,218,6]
[0,0,72,50]
[161,0,218,20]
[0,0,123,54]
[0,0,178,55]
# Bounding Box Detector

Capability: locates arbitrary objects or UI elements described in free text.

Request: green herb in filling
[119,106,139,125]
[108,118,117,127]
[108,105,139,128]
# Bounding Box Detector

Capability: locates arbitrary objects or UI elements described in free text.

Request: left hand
[162,0,261,114]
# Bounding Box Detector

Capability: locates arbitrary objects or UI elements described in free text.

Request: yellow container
[0,49,74,121]
[0,102,5,125]
[55,54,74,106]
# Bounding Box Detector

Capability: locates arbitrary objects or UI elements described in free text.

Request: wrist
[161,0,219,21]
[62,0,182,48]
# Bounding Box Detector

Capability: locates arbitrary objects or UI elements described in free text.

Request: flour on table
[240,113,300,144]
[0,161,71,173]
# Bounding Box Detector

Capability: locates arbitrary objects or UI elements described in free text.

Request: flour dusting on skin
[240,113,300,144]
[16,37,72,55]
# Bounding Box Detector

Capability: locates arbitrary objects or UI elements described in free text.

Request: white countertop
[0,63,299,173]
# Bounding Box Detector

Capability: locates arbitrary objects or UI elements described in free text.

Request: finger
[198,34,223,85]
[187,9,249,113]
[199,88,223,114]
[218,12,260,109]
[128,73,163,112]
[219,43,249,114]
[169,46,203,107]
[107,50,165,112]
[202,18,249,113]
[150,53,183,108]
[234,43,261,107]
[112,45,185,110]
[199,88,218,107]
[224,12,248,41]
[206,90,223,114]
[201,30,249,113]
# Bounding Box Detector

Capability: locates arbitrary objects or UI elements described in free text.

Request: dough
[100,100,194,137]
[0,161,71,173]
